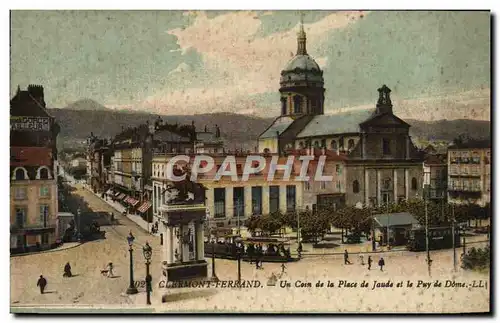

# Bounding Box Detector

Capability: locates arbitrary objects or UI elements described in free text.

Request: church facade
[258,21,424,207]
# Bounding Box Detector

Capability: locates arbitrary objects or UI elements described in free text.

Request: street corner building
[10,85,61,254]
[257,20,425,209]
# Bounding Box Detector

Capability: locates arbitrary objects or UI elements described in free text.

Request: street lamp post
[235,237,243,284]
[77,208,81,242]
[424,185,432,277]
[126,233,138,295]
[451,204,457,272]
[211,239,219,281]
[371,207,376,251]
[143,242,153,305]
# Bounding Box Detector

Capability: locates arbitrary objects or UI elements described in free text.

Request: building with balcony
[423,154,448,200]
[110,123,155,220]
[86,134,111,193]
[151,153,306,227]
[10,85,60,253]
[447,140,490,206]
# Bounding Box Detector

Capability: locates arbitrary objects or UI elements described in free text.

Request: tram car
[407,226,461,252]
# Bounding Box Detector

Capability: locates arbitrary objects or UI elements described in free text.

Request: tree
[244,216,261,236]
[279,210,298,230]
[259,214,282,236]
[300,209,330,244]
[461,246,490,272]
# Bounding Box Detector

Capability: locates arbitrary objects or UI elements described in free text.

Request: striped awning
[106,189,114,195]
[117,193,126,200]
[137,201,152,213]
[126,196,140,207]
[114,192,121,197]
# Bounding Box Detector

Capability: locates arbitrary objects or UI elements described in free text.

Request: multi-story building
[86,134,111,194]
[108,119,198,221]
[258,20,424,207]
[423,154,448,200]
[111,124,155,220]
[10,85,60,253]
[447,140,490,206]
[152,153,307,226]
[290,148,348,211]
[194,125,225,154]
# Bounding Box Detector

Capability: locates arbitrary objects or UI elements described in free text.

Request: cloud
[168,62,193,75]
[144,10,367,115]
[327,88,490,121]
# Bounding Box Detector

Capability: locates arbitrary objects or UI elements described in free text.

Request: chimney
[27,84,46,107]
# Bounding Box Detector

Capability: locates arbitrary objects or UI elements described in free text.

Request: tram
[407,226,461,252]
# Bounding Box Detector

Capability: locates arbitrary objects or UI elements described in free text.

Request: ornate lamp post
[143,242,153,305]
[76,208,82,242]
[211,239,219,282]
[234,237,243,284]
[126,233,138,294]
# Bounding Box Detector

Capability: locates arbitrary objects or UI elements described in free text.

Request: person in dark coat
[378,257,385,271]
[63,262,72,277]
[368,256,373,270]
[37,275,47,294]
[344,250,351,265]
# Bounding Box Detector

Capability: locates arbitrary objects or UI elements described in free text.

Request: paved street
[11,184,163,306]
[10,184,490,312]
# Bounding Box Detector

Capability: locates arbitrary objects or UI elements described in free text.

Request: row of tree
[244,200,491,244]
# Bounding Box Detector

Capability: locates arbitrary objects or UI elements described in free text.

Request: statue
[164,164,207,205]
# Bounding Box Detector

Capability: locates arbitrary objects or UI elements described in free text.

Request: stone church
[258,20,424,207]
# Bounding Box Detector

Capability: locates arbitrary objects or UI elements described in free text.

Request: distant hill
[49,107,274,151]
[64,99,109,111]
[50,101,490,151]
[407,119,491,142]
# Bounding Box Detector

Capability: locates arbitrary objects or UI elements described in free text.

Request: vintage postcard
[9,10,491,314]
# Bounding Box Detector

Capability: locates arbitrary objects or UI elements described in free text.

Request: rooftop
[373,212,419,227]
[296,108,376,138]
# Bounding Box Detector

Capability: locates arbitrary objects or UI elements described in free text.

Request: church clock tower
[279,14,325,118]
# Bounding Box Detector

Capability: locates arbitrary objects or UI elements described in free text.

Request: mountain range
[51,99,491,152]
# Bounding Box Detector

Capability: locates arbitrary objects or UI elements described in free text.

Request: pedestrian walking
[281,263,286,274]
[344,250,351,265]
[37,275,47,294]
[378,257,385,271]
[359,254,365,266]
[63,262,72,277]
[297,242,303,258]
[368,256,373,270]
[107,262,114,278]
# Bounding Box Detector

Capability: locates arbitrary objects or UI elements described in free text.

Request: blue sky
[10,10,490,120]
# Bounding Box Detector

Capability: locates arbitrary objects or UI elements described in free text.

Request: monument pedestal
[160,203,208,282]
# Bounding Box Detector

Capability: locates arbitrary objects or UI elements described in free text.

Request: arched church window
[353,180,360,193]
[321,139,326,148]
[348,139,355,150]
[293,96,303,114]
[330,140,337,150]
[314,141,319,148]
[411,177,418,190]
[281,98,287,115]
